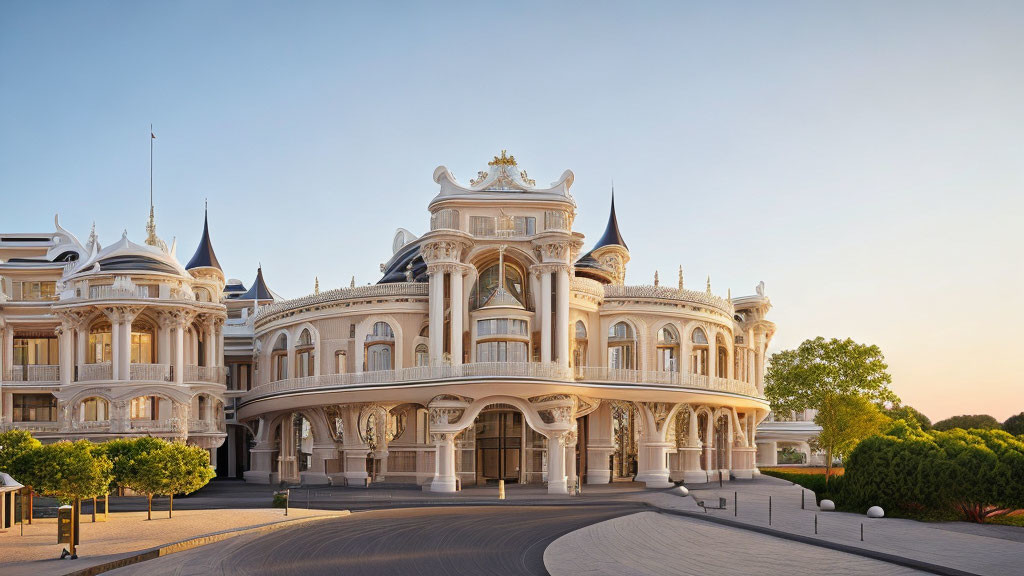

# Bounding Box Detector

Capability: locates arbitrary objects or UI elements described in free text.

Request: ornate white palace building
[0,152,779,492]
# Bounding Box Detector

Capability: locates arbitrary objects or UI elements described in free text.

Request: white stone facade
[239,153,776,492]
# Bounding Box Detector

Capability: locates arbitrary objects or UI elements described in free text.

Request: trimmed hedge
[760,468,842,504]
[838,421,1024,522]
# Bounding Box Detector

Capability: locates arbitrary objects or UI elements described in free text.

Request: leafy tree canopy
[883,404,932,431]
[163,443,215,496]
[812,394,890,477]
[29,441,113,503]
[102,437,169,491]
[0,429,42,480]
[932,414,1001,432]
[765,337,898,416]
[1002,412,1024,436]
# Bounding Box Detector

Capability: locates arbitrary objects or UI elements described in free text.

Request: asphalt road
[107,504,644,576]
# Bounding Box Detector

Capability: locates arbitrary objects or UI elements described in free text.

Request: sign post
[57,504,78,559]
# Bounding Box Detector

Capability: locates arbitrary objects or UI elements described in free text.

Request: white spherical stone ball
[867,506,885,518]
[819,499,836,511]
[675,485,689,496]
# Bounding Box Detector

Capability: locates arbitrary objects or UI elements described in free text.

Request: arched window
[79,397,109,422]
[365,322,395,371]
[272,334,288,381]
[295,329,315,378]
[194,287,211,303]
[573,320,588,371]
[129,395,164,421]
[657,325,680,372]
[607,322,636,370]
[415,343,429,367]
[691,327,709,376]
[716,333,730,379]
[469,259,527,310]
[335,350,347,374]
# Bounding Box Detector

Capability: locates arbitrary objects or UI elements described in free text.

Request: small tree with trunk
[812,394,889,473]
[130,446,172,520]
[162,442,216,517]
[27,441,113,503]
[765,337,898,478]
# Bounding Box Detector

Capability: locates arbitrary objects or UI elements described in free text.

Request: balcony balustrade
[185,365,227,384]
[1,421,59,433]
[3,365,60,382]
[129,418,183,433]
[78,363,113,381]
[248,362,762,401]
[70,420,111,432]
[129,363,171,381]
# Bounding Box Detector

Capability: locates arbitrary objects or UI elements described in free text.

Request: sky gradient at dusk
[2,1,1021,421]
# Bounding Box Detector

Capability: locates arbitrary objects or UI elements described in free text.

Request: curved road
[108,504,643,576]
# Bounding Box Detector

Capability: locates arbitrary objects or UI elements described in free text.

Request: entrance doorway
[612,402,638,480]
[474,410,522,484]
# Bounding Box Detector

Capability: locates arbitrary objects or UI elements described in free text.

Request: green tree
[932,414,1001,431]
[27,441,113,503]
[130,446,173,520]
[162,443,215,518]
[765,337,898,477]
[0,429,42,481]
[813,395,890,475]
[102,437,168,494]
[1001,412,1024,436]
[883,404,932,431]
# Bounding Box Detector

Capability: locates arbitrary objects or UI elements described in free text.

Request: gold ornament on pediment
[488,150,517,167]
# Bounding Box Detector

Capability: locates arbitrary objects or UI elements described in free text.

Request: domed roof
[70,230,187,278]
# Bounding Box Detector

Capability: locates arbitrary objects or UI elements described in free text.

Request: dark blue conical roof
[240,266,274,300]
[185,209,222,270]
[592,192,628,250]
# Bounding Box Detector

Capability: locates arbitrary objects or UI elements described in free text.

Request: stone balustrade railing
[1,421,60,433]
[3,365,60,382]
[603,284,735,315]
[246,362,763,401]
[78,363,113,381]
[185,365,227,385]
[254,282,429,325]
[129,363,171,381]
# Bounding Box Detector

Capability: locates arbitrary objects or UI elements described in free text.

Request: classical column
[75,327,87,381]
[755,336,765,392]
[564,432,578,492]
[708,330,718,381]
[681,327,693,378]
[635,404,675,488]
[174,322,185,384]
[119,311,133,381]
[546,431,568,494]
[215,319,225,368]
[539,271,552,363]
[554,267,570,368]
[449,267,463,366]
[157,316,171,367]
[431,432,458,492]
[205,320,216,367]
[0,321,7,382]
[428,267,444,364]
[56,324,73,385]
[110,319,121,380]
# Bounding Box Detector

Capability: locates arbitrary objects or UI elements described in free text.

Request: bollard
[801,490,805,510]
[92,497,97,523]
[861,522,864,541]
[719,470,723,487]
[285,489,290,517]
[498,479,505,500]
[815,513,818,534]
[769,495,772,526]
[307,489,310,509]
[734,491,737,517]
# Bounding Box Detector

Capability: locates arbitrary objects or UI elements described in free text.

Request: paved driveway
[106,504,643,576]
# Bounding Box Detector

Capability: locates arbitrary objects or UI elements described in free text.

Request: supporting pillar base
[731,468,755,480]
[634,472,674,489]
[547,479,568,495]
[585,470,611,485]
[430,478,457,493]
[682,470,709,484]
[299,472,330,486]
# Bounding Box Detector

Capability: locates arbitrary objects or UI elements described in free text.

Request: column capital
[426,262,470,276]
[101,305,144,325]
[530,263,570,276]
[420,239,468,265]
[532,240,572,264]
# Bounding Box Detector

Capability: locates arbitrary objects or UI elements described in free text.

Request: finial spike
[653,270,659,287]
[314,276,320,295]
[678,265,684,290]
[350,276,356,289]
[706,275,712,294]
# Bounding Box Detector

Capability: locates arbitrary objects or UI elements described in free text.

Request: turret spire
[185,205,222,270]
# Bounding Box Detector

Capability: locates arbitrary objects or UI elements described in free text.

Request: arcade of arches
[246,395,760,493]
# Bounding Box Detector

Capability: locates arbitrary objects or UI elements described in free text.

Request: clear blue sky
[2,1,1022,421]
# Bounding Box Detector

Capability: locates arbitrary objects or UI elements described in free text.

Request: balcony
[246,362,763,401]
[130,363,171,381]
[79,363,113,381]
[129,419,183,433]
[188,419,225,433]
[1,421,60,433]
[70,420,111,432]
[185,365,227,385]
[3,365,60,382]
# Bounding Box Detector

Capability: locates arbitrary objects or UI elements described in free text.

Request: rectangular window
[88,332,112,363]
[476,319,528,337]
[130,332,153,363]
[476,341,528,363]
[513,216,536,236]
[13,393,57,422]
[12,281,57,301]
[13,337,58,365]
[470,216,496,237]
